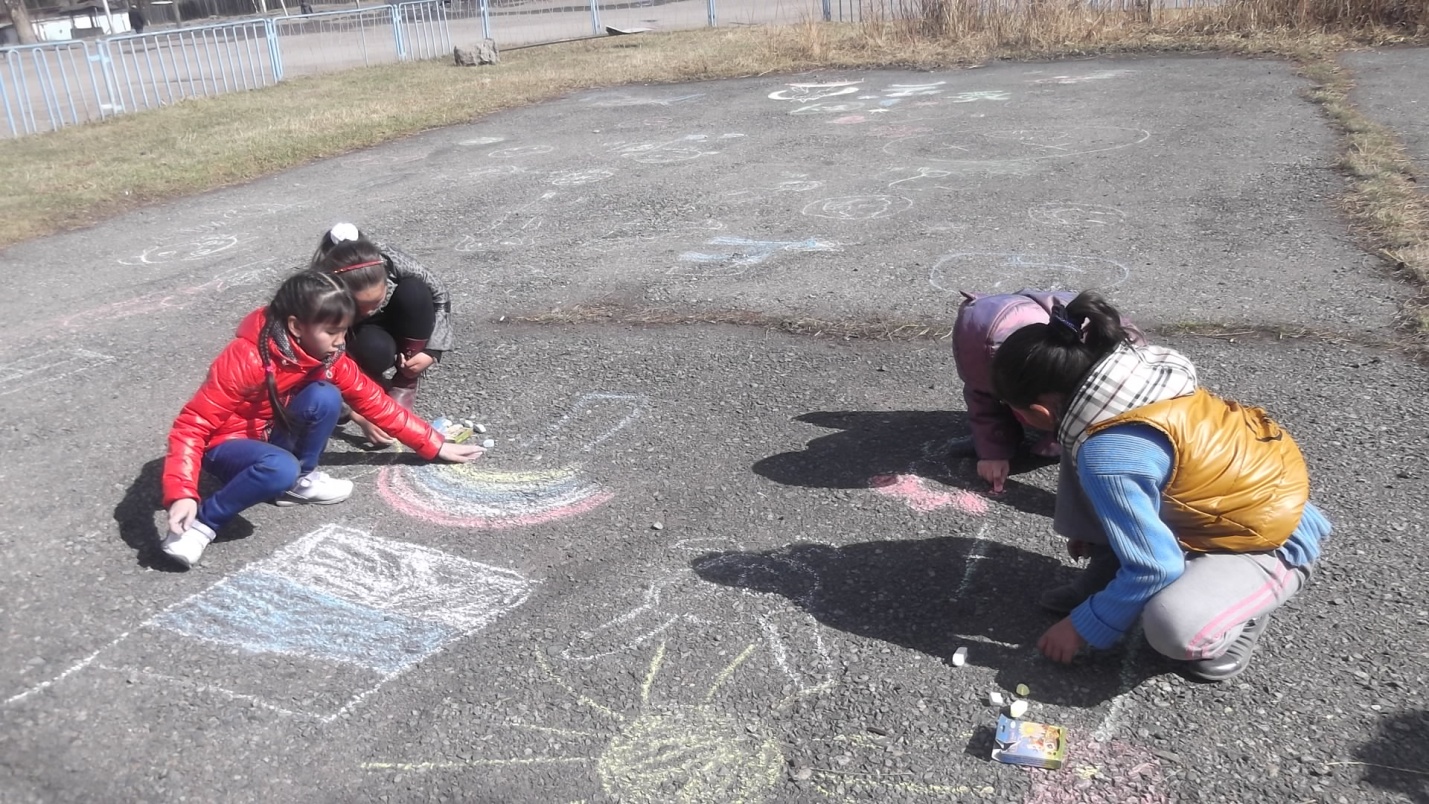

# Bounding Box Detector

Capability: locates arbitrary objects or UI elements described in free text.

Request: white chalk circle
[489,145,555,159]
[930,252,1130,292]
[1029,202,1127,227]
[548,169,615,186]
[802,195,913,220]
[884,126,1150,164]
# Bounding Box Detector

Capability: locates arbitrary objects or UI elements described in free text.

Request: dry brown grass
[1,0,1427,331]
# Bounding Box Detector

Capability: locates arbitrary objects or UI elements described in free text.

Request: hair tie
[333,259,384,274]
[264,363,276,375]
[1049,305,1083,341]
[329,222,360,244]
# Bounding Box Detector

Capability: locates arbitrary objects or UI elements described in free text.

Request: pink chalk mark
[376,467,614,529]
[868,473,988,515]
[1024,737,1167,804]
[829,114,867,125]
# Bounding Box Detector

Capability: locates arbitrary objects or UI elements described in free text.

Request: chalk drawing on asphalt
[339,150,427,168]
[949,90,1011,103]
[928,252,1131,293]
[178,203,298,235]
[830,114,867,125]
[883,126,1151,164]
[886,166,957,190]
[790,101,865,116]
[58,258,283,330]
[468,164,529,179]
[869,473,989,515]
[0,348,114,395]
[609,134,742,164]
[458,136,507,146]
[453,190,582,250]
[563,553,834,695]
[489,144,556,159]
[881,81,946,98]
[1028,202,1126,227]
[718,179,824,203]
[802,195,913,220]
[767,80,861,102]
[379,392,645,528]
[548,168,616,186]
[118,234,242,265]
[601,218,726,242]
[582,91,706,107]
[3,525,532,722]
[1028,69,1136,85]
[671,236,843,278]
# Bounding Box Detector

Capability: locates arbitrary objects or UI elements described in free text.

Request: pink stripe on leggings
[1185,561,1293,659]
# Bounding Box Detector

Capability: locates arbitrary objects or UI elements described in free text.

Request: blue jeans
[196,382,341,531]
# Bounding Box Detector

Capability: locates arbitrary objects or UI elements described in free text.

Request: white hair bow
[329,222,360,244]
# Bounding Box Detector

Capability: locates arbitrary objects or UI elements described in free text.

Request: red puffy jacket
[162,308,444,506]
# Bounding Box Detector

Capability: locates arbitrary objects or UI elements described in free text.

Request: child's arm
[1067,425,1187,650]
[332,356,480,460]
[161,341,261,508]
[384,245,453,353]
[963,384,1022,461]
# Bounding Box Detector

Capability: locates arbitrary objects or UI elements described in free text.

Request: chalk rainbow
[379,462,614,528]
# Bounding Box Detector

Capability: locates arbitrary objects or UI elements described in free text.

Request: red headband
[333,259,383,274]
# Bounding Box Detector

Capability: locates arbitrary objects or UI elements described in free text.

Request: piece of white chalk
[474,423,488,434]
[1009,699,1029,719]
[461,418,474,429]
[482,438,495,448]
[951,647,967,667]
[987,691,1005,707]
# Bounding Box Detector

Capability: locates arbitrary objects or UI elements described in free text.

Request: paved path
[1,53,1427,804]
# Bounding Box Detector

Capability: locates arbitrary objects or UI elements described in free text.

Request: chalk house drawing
[802,195,913,220]
[883,126,1151,164]
[378,392,645,528]
[928,252,1131,293]
[4,525,532,722]
[671,236,843,278]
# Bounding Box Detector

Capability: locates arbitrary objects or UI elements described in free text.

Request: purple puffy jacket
[952,289,1143,461]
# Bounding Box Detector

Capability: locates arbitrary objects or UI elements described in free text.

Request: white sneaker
[161,521,216,569]
[275,470,354,507]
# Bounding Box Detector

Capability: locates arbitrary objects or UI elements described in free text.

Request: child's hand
[438,442,485,463]
[1037,617,1086,664]
[977,459,1010,494]
[352,411,396,446]
[168,499,198,534]
[397,352,435,379]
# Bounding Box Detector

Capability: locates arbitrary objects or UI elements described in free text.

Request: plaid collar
[1056,342,1199,458]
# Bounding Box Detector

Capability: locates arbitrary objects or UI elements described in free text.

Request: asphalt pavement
[1,52,1427,804]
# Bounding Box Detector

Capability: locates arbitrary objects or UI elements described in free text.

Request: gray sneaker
[1185,614,1272,682]
[1039,544,1120,615]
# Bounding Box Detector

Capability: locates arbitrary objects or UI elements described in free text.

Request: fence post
[265,18,285,81]
[391,3,407,59]
[588,0,600,35]
[479,0,490,40]
[821,0,831,22]
[707,0,715,26]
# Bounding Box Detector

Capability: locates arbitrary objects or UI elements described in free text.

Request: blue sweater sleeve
[1070,426,1186,649]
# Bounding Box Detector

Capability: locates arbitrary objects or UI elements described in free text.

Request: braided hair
[258,271,355,434]
[991,290,1131,409]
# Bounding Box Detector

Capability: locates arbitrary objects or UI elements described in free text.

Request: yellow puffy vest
[1085,388,1309,553]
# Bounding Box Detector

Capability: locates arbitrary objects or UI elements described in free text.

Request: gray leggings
[1052,459,1311,660]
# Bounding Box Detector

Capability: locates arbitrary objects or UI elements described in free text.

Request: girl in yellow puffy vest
[990,291,1332,682]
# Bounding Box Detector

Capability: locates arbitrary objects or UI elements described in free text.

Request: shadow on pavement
[1354,709,1429,803]
[693,536,1169,707]
[752,410,1058,519]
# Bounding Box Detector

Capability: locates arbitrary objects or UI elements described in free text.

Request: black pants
[347,278,437,382]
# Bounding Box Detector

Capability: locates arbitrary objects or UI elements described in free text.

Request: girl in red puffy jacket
[160,271,483,569]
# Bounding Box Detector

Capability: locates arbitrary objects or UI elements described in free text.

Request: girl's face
[288,316,350,360]
[352,283,385,318]
[1010,394,1062,432]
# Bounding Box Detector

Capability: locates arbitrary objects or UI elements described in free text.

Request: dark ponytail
[991,290,1130,408]
[259,271,356,434]
[310,224,387,297]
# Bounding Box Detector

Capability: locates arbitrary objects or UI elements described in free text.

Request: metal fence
[0,0,966,137]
